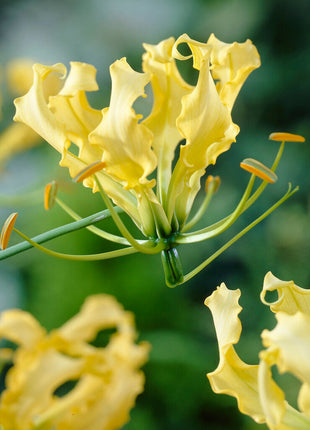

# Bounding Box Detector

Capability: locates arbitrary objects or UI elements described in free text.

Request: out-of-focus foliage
[0,0,308,429]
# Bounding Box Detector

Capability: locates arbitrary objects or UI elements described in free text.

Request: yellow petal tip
[0,212,18,250]
[269,132,305,142]
[240,158,278,183]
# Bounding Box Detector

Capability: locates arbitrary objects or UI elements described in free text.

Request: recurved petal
[207,34,261,110]
[172,33,211,70]
[142,37,192,184]
[258,358,286,428]
[261,312,310,386]
[0,349,85,429]
[260,272,310,315]
[0,309,45,348]
[205,284,266,423]
[59,294,135,343]
[59,61,99,95]
[177,57,239,170]
[14,63,71,154]
[90,58,157,189]
[205,283,242,350]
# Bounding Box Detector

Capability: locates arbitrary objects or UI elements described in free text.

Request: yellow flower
[0,295,149,430]
[4,34,300,286]
[205,272,310,429]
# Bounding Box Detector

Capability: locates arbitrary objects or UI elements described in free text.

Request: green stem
[55,197,130,245]
[181,184,298,284]
[95,177,165,255]
[13,228,137,261]
[0,207,149,260]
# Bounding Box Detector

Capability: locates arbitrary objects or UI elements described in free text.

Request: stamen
[44,180,58,210]
[182,175,221,233]
[0,212,18,250]
[240,158,278,183]
[12,226,138,261]
[73,161,106,183]
[181,184,299,285]
[269,132,305,142]
[205,175,221,193]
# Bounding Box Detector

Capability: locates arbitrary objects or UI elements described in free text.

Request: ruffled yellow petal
[90,58,157,190]
[0,309,45,348]
[59,294,135,343]
[0,294,149,430]
[177,57,239,171]
[14,63,70,154]
[48,62,104,178]
[142,37,192,196]
[13,61,141,223]
[205,284,266,423]
[207,34,261,109]
[258,358,286,428]
[173,33,211,70]
[260,271,310,315]
[261,312,310,386]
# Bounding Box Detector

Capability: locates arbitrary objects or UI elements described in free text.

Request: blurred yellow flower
[205,272,310,429]
[0,294,149,430]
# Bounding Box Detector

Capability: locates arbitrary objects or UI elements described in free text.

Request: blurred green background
[0,0,309,428]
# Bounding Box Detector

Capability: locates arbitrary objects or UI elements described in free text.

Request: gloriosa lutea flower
[5,34,300,287]
[205,272,310,429]
[0,294,149,430]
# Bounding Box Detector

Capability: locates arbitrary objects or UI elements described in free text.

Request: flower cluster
[0,295,149,430]
[2,33,293,287]
[205,272,310,429]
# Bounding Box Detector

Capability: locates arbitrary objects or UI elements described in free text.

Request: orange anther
[0,213,18,250]
[269,132,305,142]
[240,158,278,183]
[205,175,221,193]
[74,161,106,183]
[44,180,58,210]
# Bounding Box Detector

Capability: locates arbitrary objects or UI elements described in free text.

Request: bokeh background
[0,0,309,428]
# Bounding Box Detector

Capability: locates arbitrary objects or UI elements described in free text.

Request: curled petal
[59,61,99,95]
[205,284,266,423]
[142,37,192,194]
[258,358,286,428]
[0,309,45,348]
[177,57,239,170]
[173,33,211,70]
[261,312,310,386]
[260,271,310,315]
[59,294,136,344]
[207,34,261,109]
[14,63,70,154]
[90,58,157,189]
